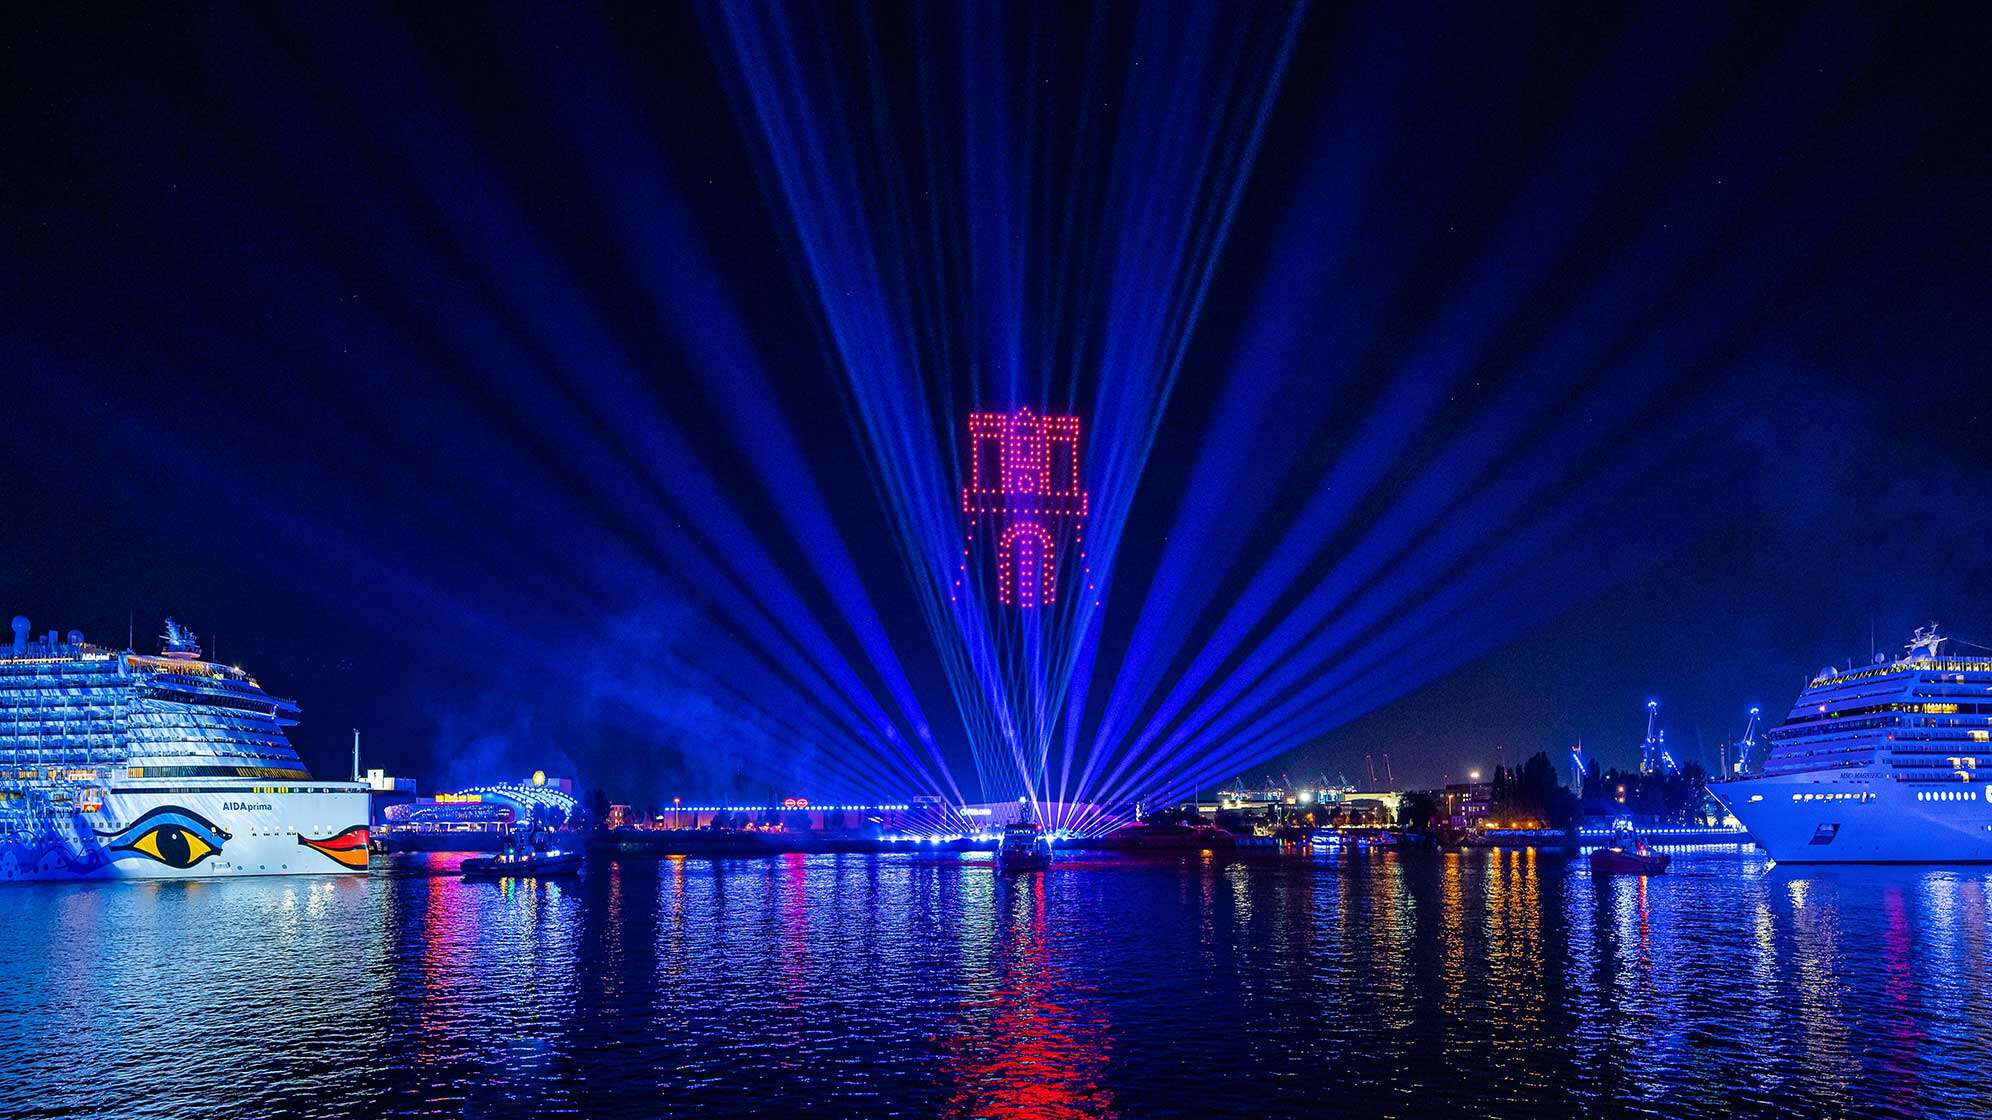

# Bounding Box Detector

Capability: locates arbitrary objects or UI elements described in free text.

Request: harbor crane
[1640,699,1681,775]
[1731,706,1762,775]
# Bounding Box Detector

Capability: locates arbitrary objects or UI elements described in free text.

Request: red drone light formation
[958,409,1091,608]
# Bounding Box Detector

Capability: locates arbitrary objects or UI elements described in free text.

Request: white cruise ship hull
[1716,773,1992,863]
[0,782,369,882]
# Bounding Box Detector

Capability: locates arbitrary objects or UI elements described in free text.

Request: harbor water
[1,848,1986,1119]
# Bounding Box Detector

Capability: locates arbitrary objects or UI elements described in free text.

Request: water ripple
[1,850,1986,1119]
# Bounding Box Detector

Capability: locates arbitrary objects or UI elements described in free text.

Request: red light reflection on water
[941,871,1114,1120]
[414,867,477,1070]
[1875,888,1924,1102]
[780,852,810,1012]
[756,852,814,1070]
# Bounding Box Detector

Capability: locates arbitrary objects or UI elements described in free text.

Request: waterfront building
[1441,782,1493,829]
[378,775,579,837]
[585,798,920,834]
[0,614,367,880]
[364,768,418,830]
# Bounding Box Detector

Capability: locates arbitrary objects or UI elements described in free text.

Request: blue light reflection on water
[0,850,1987,1119]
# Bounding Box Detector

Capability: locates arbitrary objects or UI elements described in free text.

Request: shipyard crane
[1639,699,1683,775]
[1732,706,1762,775]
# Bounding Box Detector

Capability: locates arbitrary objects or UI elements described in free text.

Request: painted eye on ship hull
[95,807,231,869]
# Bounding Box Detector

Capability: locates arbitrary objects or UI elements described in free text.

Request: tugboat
[996,820,1053,871]
[461,826,582,879]
[1588,821,1670,875]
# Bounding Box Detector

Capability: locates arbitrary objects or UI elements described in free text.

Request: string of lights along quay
[0,615,369,880]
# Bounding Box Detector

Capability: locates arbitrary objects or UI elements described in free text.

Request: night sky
[6,4,1990,803]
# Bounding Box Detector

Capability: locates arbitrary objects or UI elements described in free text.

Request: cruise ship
[1716,624,1992,863]
[0,615,368,881]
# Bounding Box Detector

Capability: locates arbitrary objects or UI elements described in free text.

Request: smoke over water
[420,596,846,805]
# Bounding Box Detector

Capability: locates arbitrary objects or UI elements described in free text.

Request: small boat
[1589,823,1670,875]
[461,848,583,878]
[996,821,1053,871]
[461,828,583,879]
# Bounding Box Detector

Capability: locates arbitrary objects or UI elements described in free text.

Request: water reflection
[2,851,1991,1118]
[941,869,1113,1119]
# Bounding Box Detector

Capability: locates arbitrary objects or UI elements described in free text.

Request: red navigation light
[960,409,1090,608]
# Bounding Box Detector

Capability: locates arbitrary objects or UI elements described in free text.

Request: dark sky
[5,3,1990,802]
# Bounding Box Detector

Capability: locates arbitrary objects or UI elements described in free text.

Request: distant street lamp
[1468,769,1482,782]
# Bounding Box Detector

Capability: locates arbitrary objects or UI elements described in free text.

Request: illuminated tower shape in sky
[960,409,1090,608]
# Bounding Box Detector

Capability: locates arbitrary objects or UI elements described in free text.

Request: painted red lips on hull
[298,825,370,869]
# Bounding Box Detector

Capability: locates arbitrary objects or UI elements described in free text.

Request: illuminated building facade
[959,409,1091,608]
[380,776,579,835]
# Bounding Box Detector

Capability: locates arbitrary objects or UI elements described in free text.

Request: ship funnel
[9,616,26,655]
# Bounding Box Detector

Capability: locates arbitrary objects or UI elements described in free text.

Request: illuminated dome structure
[447,780,577,822]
